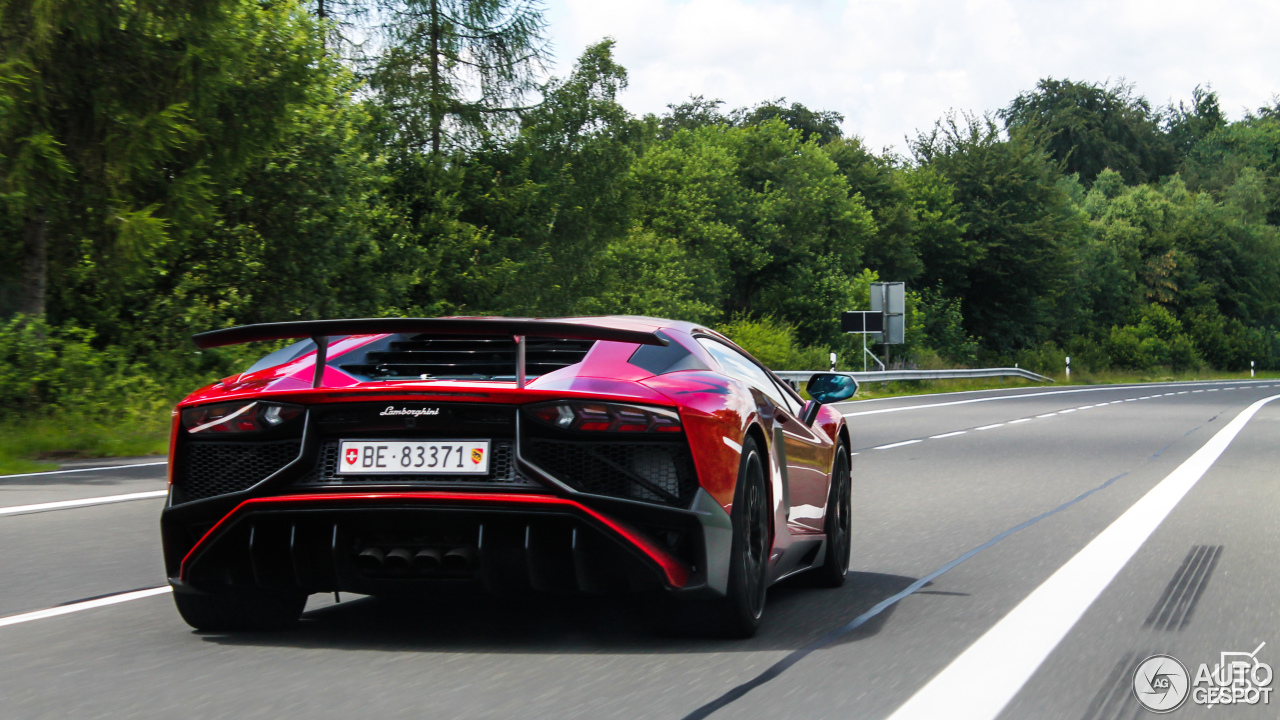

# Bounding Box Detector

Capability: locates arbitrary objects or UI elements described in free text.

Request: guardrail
[773,367,1054,384]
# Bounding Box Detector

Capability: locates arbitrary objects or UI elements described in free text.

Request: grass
[0,412,171,476]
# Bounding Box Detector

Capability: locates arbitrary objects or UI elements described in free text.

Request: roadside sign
[870,282,905,345]
[841,311,884,334]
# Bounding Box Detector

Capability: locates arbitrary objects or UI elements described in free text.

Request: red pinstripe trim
[179,492,690,588]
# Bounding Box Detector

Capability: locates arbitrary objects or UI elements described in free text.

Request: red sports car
[161,316,856,637]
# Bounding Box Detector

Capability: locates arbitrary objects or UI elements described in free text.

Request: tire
[810,443,852,588]
[699,435,771,638]
[173,587,307,632]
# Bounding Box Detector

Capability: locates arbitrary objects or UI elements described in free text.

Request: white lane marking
[1059,409,1076,414]
[838,380,1262,418]
[1076,406,1094,410]
[722,437,743,454]
[1036,413,1058,418]
[1193,390,1204,393]
[1177,391,1189,395]
[1008,418,1032,424]
[1208,389,1218,392]
[930,431,968,439]
[850,452,860,457]
[976,423,1005,431]
[0,461,167,480]
[1139,396,1151,399]
[0,490,168,517]
[886,393,1280,720]
[1124,399,1136,402]
[875,440,923,450]
[0,587,172,629]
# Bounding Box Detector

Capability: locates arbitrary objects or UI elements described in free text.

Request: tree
[1164,85,1226,157]
[657,95,729,140]
[442,40,646,315]
[367,0,549,155]
[1002,78,1175,186]
[732,99,844,145]
[912,114,1081,352]
[0,0,321,322]
[630,120,875,345]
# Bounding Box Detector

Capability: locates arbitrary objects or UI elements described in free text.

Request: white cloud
[543,0,1280,154]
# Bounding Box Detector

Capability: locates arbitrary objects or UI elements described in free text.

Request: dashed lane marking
[976,423,1005,431]
[875,440,924,450]
[930,431,968,439]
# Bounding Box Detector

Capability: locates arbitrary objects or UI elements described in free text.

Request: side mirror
[800,373,858,425]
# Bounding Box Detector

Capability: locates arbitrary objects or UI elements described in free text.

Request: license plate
[337,440,491,474]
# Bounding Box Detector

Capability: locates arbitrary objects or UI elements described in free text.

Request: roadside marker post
[1066,356,1071,381]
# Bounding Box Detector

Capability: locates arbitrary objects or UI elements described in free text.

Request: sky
[540,0,1278,154]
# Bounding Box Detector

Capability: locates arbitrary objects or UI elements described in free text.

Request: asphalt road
[1,380,1277,719]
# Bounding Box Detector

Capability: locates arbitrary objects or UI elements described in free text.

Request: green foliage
[731,99,845,145]
[917,288,979,365]
[576,229,717,322]
[0,316,171,418]
[716,316,831,371]
[1002,78,1175,185]
[912,113,1081,353]
[1103,304,1202,371]
[366,0,549,155]
[630,119,875,346]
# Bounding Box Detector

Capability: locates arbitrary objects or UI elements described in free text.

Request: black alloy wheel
[715,435,771,637]
[655,435,770,638]
[811,443,852,588]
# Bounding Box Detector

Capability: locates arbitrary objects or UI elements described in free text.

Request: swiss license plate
[337,440,491,474]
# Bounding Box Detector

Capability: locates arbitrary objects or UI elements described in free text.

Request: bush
[1102,305,1203,371]
[0,315,173,421]
[717,316,833,370]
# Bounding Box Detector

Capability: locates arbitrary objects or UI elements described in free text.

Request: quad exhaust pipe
[414,548,443,570]
[354,546,477,572]
[384,548,414,570]
[355,547,385,570]
[443,547,477,571]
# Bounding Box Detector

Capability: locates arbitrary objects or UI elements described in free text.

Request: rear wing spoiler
[192,317,669,389]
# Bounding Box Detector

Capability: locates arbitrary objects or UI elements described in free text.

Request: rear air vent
[338,334,595,380]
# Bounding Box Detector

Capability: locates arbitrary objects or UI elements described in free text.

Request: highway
[1,380,1277,719]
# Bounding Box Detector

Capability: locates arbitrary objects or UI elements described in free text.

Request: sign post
[841,311,885,371]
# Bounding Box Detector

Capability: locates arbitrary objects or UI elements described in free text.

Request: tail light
[526,401,682,433]
[181,401,304,434]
